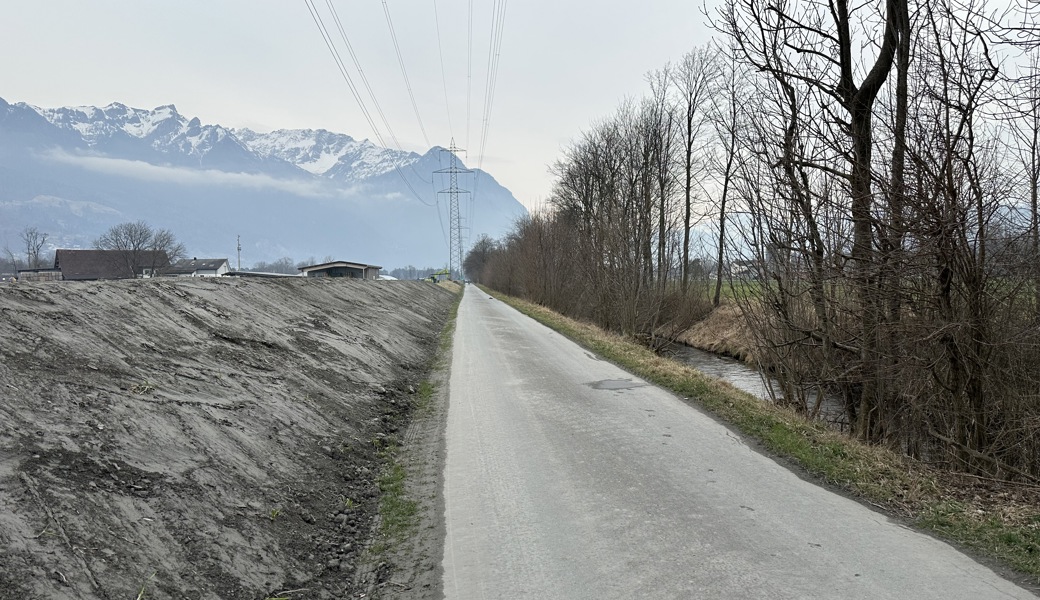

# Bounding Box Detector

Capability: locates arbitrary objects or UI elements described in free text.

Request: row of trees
[465,48,731,345]
[2,222,187,276]
[468,1,1040,479]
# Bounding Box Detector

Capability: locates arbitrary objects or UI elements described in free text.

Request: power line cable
[324,0,432,185]
[478,0,508,171]
[382,0,432,149]
[432,0,455,139]
[431,178,450,252]
[304,0,379,142]
[473,0,508,210]
[303,0,437,208]
[466,0,474,152]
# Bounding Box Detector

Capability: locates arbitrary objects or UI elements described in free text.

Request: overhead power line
[476,0,508,175]
[324,1,409,160]
[466,0,474,152]
[324,0,432,184]
[432,0,455,139]
[470,0,508,240]
[382,0,432,149]
[304,0,379,142]
[303,0,436,207]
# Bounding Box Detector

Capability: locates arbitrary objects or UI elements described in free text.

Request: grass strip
[372,284,462,552]
[376,458,418,544]
[482,286,1040,582]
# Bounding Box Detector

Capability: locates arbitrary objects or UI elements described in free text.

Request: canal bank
[674,303,757,363]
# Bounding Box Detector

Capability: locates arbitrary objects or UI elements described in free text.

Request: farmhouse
[52,249,171,281]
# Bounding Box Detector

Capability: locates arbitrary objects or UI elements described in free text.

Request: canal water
[664,343,847,425]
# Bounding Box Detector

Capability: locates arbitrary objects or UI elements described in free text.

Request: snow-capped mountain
[0,97,527,269]
[42,103,187,144]
[234,128,442,185]
[31,102,298,175]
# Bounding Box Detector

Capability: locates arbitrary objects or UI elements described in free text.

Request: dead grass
[437,280,463,294]
[675,302,757,362]
[482,286,1040,583]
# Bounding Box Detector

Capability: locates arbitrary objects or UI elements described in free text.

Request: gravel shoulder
[351,281,458,599]
[353,362,451,600]
[0,277,455,600]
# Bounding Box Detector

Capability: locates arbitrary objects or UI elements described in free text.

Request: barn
[297,261,382,280]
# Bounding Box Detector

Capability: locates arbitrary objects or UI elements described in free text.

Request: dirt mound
[0,277,455,600]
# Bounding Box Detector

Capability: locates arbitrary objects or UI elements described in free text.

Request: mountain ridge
[0,97,526,269]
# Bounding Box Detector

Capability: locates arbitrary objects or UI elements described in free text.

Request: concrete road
[442,287,1035,599]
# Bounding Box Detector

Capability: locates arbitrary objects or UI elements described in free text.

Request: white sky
[1,1,714,211]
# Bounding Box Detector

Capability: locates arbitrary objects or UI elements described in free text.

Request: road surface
[441,287,1034,599]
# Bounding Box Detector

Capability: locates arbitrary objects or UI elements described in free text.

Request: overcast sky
[2,1,715,211]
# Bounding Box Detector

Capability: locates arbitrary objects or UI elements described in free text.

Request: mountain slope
[0,98,527,269]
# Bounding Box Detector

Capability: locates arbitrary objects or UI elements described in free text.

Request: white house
[165,258,231,278]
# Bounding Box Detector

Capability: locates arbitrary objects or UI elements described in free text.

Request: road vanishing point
[441,286,1035,599]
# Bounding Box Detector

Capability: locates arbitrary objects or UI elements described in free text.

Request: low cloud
[41,149,357,199]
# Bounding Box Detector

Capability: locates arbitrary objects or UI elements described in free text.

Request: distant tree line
[249,257,302,274]
[247,256,338,274]
[387,266,448,280]
[468,1,1040,481]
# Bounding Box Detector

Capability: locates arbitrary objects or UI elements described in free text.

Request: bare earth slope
[0,277,454,600]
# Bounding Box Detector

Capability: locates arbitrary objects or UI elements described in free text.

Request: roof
[165,257,229,275]
[55,249,171,280]
[224,270,300,278]
[297,260,382,272]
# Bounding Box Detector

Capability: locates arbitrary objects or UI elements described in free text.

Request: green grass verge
[480,285,1040,582]
[371,284,462,553]
[376,458,418,542]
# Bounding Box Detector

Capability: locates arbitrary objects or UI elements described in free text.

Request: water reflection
[664,344,846,424]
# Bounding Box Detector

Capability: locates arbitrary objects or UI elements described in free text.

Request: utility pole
[436,139,471,279]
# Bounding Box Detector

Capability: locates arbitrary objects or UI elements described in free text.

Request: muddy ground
[0,277,456,600]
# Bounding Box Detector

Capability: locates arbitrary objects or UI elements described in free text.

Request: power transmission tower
[436,139,471,279]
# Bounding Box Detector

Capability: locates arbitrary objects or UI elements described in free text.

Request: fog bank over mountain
[0,97,527,269]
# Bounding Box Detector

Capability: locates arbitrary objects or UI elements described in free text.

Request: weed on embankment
[364,283,462,589]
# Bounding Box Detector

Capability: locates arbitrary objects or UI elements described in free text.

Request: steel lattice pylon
[436,139,471,279]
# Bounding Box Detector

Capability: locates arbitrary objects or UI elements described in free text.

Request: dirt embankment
[675,303,758,363]
[0,277,455,600]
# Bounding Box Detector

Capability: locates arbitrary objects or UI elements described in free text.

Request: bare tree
[671,46,718,292]
[474,0,1040,479]
[704,45,746,307]
[715,0,911,441]
[151,228,187,264]
[94,220,185,277]
[999,49,1040,317]
[463,234,499,284]
[20,226,49,269]
[2,244,22,272]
